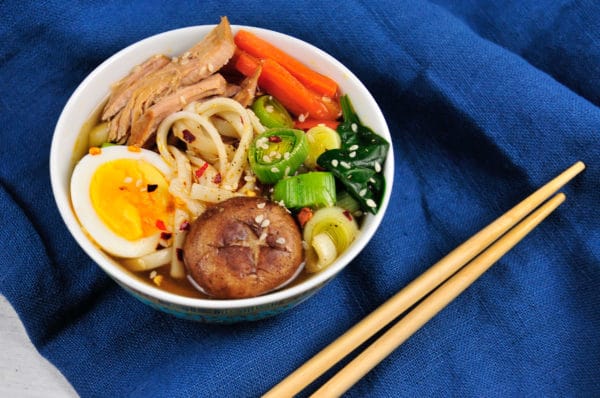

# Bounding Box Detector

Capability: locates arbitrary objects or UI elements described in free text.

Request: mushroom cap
[183,196,304,299]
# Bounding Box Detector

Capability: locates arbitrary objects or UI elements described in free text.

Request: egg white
[70,146,173,258]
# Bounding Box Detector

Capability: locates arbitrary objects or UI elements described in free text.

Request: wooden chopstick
[263,161,584,398]
[311,192,565,397]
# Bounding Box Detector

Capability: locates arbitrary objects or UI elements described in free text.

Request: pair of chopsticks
[264,161,585,398]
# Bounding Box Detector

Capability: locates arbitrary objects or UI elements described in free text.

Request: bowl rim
[50,23,395,310]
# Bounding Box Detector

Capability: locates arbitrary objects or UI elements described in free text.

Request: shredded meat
[102,54,171,120]
[233,65,262,107]
[102,16,236,145]
[129,73,228,147]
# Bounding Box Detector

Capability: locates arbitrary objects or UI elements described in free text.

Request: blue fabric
[1,1,599,396]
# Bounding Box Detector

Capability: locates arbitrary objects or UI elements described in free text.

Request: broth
[76,106,319,300]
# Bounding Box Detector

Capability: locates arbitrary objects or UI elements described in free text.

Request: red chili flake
[179,221,190,231]
[155,219,167,231]
[195,162,209,179]
[343,210,353,221]
[176,248,184,262]
[268,135,282,143]
[297,207,313,228]
[213,172,222,184]
[160,232,172,240]
[147,184,158,192]
[182,129,196,143]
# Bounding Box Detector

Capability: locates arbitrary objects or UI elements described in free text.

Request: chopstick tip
[554,192,566,203]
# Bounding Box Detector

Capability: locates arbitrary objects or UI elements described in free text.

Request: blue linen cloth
[1,0,599,396]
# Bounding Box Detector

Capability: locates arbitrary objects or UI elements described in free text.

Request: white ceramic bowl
[50,24,394,322]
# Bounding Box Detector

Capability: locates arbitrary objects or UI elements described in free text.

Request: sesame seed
[366,199,377,208]
[149,271,157,279]
[255,214,264,224]
[349,144,359,151]
[351,123,358,133]
[283,152,290,160]
[207,63,215,72]
[331,159,339,167]
[123,176,133,184]
[265,105,274,113]
[244,175,256,182]
[298,113,308,122]
[349,151,357,158]
[375,162,382,173]
[271,167,280,173]
[257,202,266,209]
[259,232,268,241]
[263,155,272,163]
[359,188,367,197]
[261,219,271,228]
[276,237,286,245]
[340,161,351,169]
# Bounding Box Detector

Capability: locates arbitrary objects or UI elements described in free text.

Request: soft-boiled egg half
[71,145,175,258]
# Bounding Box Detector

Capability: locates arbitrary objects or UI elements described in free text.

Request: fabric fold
[1,1,598,397]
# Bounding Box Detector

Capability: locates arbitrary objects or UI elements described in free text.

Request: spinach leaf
[317,95,389,214]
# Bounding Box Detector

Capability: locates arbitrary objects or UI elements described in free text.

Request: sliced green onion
[272,171,336,209]
[310,233,338,272]
[252,95,294,128]
[335,190,362,217]
[303,206,359,272]
[100,142,119,148]
[88,122,109,147]
[304,125,341,169]
[248,128,308,184]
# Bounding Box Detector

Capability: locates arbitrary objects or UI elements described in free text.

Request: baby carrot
[260,59,336,119]
[234,29,339,98]
[233,49,261,76]
[234,50,340,120]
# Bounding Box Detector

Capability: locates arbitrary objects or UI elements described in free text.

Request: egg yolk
[89,159,174,241]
